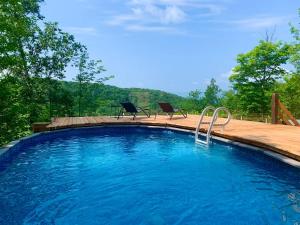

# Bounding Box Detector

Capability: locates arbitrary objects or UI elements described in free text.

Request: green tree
[181,89,203,113]
[276,9,300,118]
[203,78,221,107]
[74,51,109,116]
[48,80,75,117]
[0,1,83,122]
[0,0,43,145]
[189,89,201,100]
[0,77,31,145]
[229,41,290,115]
[289,9,300,72]
[184,79,222,113]
[276,74,300,118]
[221,90,240,114]
[33,22,83,119]
[0,0,109,145]
[0,0,43,73]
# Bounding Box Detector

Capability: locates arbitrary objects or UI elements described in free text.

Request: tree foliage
[203,78,221,106]
[221,90,240,114]
[229,41,290,115]
[0,0,110,145]
[276,74,300,118]
[276,10,300,118]
[289,9,300,72]
[73,50,109,116]
[182,89,203,113]
[183,79,222,113]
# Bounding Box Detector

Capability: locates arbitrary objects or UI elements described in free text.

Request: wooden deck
[46,115,300,161]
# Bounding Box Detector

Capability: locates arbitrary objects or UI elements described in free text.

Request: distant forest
[42,80,188,118]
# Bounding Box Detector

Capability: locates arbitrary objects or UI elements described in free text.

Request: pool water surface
[0,127,300,225]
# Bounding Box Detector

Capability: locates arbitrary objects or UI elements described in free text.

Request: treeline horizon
[0,1,300,146]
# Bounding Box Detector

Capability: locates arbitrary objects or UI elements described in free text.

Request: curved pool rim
[1,125,300,168]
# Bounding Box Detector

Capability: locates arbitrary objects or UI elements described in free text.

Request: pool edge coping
[1,124,300,169]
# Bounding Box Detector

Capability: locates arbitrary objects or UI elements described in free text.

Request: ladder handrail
[195,107,231,145]
[195,106,215,141]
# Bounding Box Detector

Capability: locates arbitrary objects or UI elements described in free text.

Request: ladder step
[195,139,208,144]
[195,106,231,146]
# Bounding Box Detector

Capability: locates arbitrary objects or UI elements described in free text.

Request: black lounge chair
[157,102,187,119]
[117,102,150,120]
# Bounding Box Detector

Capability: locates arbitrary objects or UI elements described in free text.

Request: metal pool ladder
[195,106,231,145]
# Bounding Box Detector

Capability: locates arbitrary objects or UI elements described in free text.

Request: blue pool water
[0,127,300,225]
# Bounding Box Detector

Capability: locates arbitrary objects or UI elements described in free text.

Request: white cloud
[126,24,172,32]
[108,4,186,26]
[125,24,188,36]
[231,16,289,30]
[161,5,186,24]
[64,26,98,36]
[106,12,140,26]
[106,0,225,33]
[106,1,291,34]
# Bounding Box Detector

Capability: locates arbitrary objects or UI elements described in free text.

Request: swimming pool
[0,126,300,224]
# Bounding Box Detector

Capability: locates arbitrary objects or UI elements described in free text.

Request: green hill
[54,81,189,117]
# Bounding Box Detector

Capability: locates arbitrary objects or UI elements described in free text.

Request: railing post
[271,93,279,124]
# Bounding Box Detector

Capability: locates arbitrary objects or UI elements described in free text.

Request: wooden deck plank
[92,116,102,123]
[46,115,300,161]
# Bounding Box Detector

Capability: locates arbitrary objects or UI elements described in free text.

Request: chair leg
[117,109,123,120]
[140,108,150,118]
[180,110,187,118]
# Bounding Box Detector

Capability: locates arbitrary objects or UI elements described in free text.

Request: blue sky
[41,0,299,95]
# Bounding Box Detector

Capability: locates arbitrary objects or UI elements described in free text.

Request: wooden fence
[271,93,299,126]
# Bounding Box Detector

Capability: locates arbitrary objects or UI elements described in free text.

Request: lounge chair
[157,102,187,119]
[117,102,150,120]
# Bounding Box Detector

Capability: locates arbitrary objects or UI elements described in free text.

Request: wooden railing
[271,93,299,126]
